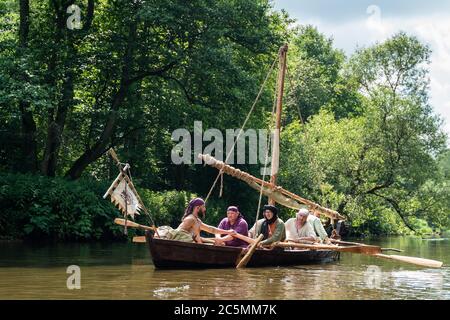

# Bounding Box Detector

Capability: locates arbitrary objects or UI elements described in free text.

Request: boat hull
[145,231,339,269]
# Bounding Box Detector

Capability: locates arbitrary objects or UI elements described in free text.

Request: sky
[273,0,450,139]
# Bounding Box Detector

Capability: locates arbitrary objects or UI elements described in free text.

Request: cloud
[273,1,450,140]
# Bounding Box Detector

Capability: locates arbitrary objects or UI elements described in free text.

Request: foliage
[0,2,448,238]
[279,33,449,235]
[0,173,207,241]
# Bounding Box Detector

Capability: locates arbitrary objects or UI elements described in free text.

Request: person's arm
[261,221,285,246]
[285,220,297,242]
[215,220,225,239]
[235,220,249,237]
[297,222,319,242]
[313,219,328,240]
[200,222,234,235]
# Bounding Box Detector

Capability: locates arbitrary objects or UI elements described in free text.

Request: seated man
[215,206,249,248]
[249,204,286,246]
[307,210,331,244]
[285,209,318,243]
[158,198,234,243]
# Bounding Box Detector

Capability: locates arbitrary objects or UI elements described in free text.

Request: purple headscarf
[182,197,205,220]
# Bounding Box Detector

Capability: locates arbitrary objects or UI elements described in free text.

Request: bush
[0,173,125,241]
[0,173,205,241]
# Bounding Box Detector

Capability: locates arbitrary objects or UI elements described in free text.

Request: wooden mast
[269,44,288,205]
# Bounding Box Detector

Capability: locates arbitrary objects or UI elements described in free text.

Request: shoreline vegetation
[0,172,448,242]
[0,1,449,242]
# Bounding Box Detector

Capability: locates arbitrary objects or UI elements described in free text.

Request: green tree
[284,26,361,123]
[279,33,448,235]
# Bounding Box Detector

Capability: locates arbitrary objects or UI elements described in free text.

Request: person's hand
[214,238,225,246]
[227,229,237,236]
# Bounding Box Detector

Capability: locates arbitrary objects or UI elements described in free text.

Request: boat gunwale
[149,234,337,254]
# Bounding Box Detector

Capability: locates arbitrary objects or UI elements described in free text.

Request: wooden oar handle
[114,218,156,231]
[230,232,256,245]
[236,234,264,268]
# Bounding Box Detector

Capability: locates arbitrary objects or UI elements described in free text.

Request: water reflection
[0,237,449,299]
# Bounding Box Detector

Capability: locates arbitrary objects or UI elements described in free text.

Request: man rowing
[285,209,318,243]
[158,198,235,243]
[215,206,249,248]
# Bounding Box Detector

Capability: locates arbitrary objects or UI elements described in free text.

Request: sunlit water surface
[0,237,449,299]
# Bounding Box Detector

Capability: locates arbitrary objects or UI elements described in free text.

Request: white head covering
[296,208,310,218]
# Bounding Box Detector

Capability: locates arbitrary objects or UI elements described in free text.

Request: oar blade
[375,254,443,268]
[132,236,146,243]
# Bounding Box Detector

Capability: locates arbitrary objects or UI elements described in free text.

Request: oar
[274,242,443,268]
[374,254,443,268]
[114,218,157,231]
[230,233,256,245]
[275,242,381,255]
[236,234,264,269]
[132,236,146,243]
[331,239,403,253]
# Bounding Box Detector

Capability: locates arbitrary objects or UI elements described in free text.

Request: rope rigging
[204,54,279,203]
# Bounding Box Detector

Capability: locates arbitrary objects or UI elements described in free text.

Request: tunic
[285,218,317,241]
[217,216,249,248]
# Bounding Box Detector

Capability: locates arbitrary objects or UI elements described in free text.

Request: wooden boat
[145,230,339,269]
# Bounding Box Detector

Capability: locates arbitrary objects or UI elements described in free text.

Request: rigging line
[254,59,280,232]
[205,55,279,203]
[285,61,305,126]
[285,60,333,227]
[127,164,157,228]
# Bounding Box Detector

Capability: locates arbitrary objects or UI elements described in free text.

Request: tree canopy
[0,1,448,238]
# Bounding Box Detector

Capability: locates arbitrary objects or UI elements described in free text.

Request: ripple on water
[153,285,190,298]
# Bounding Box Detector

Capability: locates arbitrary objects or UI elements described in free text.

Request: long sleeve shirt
[307,215,328,240]
[285,218,317,241]
[249,218,286,246]
[217,216,249,248]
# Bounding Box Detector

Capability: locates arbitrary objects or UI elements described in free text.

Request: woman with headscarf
[248,204,286,246]
[215,206,249,248]
[158,197,234,243]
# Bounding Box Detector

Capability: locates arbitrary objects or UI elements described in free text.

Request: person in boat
[285,209,318,243]
[214,206,249,248]
[307,210,332,244]
[158,198,235,243]
[249,204,286,246]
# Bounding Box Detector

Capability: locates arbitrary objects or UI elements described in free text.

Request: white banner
[110,177,141,218]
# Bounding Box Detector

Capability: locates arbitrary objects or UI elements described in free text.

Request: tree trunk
[41,69,74,176]
[65,15,177,179]
[41,1,77,176]
[65,84,129,179]
[17,0,38,172]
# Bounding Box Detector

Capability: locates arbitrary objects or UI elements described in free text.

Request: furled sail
[199,153,346,221]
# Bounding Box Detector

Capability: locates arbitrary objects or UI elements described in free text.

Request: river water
[0,237,449,300]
